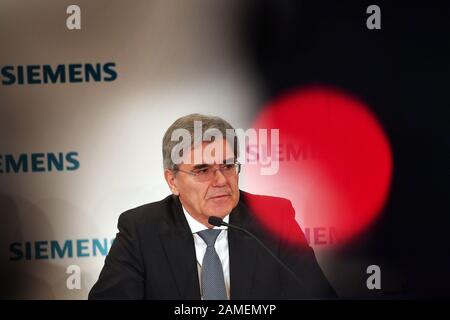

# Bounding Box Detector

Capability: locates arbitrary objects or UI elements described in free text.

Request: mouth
[208,194,231,200]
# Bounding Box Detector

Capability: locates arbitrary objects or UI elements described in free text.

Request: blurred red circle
[243,86,393,246]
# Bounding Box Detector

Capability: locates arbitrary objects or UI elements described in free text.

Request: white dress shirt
[182,206,230,300]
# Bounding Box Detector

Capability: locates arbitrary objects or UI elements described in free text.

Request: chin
[205,195,237,216]
[206,204,233,218]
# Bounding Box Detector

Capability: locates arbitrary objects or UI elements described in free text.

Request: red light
[244,86,393,246]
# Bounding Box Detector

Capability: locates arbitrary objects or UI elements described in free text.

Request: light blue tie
[197,229,227,300]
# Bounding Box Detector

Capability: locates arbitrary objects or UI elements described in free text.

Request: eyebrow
[223,158,235,164]
[192,159,235,170]
[192,164,210,170]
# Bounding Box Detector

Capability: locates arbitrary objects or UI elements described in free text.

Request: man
[89,114,336,299]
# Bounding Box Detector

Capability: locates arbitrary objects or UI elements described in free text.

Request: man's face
[165,138,240,225]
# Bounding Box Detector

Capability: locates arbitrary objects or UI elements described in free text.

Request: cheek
[194,183,210,201]
[178,181,198,201]
[230,177,239,191]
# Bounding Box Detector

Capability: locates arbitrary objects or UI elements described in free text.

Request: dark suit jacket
[88,191,336,299]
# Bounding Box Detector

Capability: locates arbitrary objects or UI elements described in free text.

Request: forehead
[183,139,235,165]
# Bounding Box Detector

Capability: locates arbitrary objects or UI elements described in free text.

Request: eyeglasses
[173,162,241,182]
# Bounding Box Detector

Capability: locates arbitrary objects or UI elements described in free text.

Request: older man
[89,114,336,300]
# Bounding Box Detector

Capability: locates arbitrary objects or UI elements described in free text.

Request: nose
[212,167,227,186]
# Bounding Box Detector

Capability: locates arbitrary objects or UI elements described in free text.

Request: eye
[194,167,210,175]
[222,164,235,171]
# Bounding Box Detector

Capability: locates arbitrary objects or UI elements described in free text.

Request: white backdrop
[0,0,266,299]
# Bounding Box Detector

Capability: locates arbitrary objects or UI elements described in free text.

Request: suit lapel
[158,194,259,300]
[228,200,258,299]
[159,197,201,299]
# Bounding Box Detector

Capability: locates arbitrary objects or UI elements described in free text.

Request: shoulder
[117,194,176,230]
[238,190,309,247]
[238,190,298,234]
[241,191,293,208]
[240,190,295,219]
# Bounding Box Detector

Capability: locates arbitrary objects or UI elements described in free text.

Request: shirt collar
[182,205,229,234]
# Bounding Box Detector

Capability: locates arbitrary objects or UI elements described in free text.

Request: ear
[164,169,180,196]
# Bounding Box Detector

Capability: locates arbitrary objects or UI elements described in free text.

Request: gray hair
[162,113,238,170]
